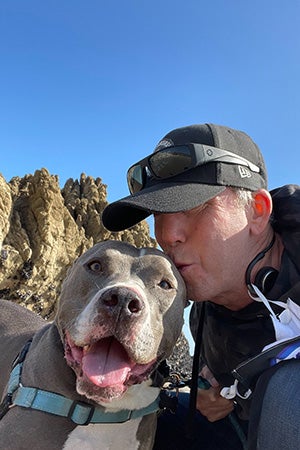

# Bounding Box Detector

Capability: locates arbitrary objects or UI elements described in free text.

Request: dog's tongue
[82,338,134,387]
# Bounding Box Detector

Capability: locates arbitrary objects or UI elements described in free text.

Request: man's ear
[249,189,273,235]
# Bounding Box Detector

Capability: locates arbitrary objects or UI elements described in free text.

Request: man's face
[154,189,253,309]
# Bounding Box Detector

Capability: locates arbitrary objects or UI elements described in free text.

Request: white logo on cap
[238,166,252,178]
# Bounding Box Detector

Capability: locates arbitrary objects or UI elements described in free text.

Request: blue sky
[1,1,299,351]
[1,0,299,203]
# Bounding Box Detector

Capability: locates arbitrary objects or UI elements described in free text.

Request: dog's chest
[63,418,143,450]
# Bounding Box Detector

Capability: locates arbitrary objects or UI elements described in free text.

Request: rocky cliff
[0,168,155,318]
[0,168,192,377]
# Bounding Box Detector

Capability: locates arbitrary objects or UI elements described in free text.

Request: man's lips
[174,262,192,273]
[166,253,191,271]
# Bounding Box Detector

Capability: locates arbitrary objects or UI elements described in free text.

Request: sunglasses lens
[127,164,145,194]
[127,146,194,194]
[149,146,192,178]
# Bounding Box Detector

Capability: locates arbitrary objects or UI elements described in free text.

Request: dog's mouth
[64,333,157,402]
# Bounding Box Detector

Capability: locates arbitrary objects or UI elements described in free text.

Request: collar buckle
[68,400,95,426]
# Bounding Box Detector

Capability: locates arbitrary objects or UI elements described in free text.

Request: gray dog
[0,240,186,449]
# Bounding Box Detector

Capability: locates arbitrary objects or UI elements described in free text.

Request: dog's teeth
[83,345,90,352]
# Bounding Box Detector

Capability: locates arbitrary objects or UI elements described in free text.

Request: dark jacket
[189,184,300,417]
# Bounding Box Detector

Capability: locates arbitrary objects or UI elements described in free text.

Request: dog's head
[55,240,186,405]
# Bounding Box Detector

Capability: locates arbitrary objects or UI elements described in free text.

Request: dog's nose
[100,287,144,315]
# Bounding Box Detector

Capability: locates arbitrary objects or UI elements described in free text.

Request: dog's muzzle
[63,285,159,402]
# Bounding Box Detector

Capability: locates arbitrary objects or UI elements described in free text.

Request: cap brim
[102,182,225,232]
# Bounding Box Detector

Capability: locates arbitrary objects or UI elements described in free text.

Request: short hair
[230,187,253,208]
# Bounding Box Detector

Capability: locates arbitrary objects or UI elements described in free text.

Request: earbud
[245,235,278,297]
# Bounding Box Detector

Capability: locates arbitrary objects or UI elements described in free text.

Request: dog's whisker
[93,281,101,291]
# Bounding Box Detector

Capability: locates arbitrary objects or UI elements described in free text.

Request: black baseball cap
[102,123,267,232]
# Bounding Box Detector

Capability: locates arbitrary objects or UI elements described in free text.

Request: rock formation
[0,168,192,377]
[0,168,155,318]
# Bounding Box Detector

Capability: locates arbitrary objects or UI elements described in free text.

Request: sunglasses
[127,143,260,194]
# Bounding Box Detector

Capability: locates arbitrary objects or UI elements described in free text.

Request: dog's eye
[87,260,102,273]
[158,279,173,290]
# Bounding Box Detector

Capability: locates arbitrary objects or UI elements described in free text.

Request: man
[102,124,300,449]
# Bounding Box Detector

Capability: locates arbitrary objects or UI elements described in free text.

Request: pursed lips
[173,260,193,274]
[176,265,192,277]
[163,251,194,276]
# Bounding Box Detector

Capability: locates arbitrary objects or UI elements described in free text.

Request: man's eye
[158,279,173,290]
[87,260,102,273]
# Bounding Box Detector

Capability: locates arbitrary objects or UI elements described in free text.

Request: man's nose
[154,213,186,247]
